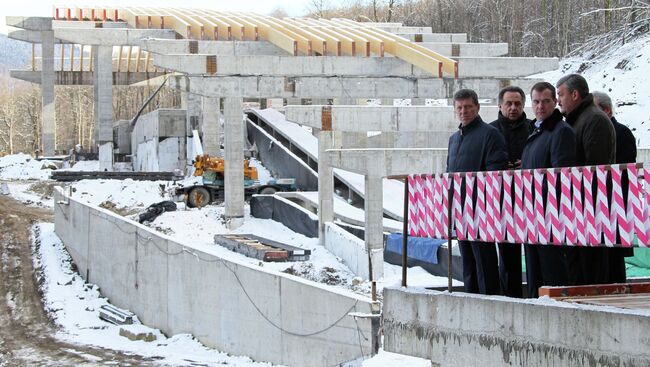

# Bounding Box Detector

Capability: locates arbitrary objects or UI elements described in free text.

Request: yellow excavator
[176,154,296,208]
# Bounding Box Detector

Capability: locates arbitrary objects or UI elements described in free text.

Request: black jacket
[611,116,637,164]
[521,109,576,170]
[565,94,616,166]
[490,112,533,164]
[447,115,508,173]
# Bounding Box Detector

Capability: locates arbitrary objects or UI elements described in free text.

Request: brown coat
[565,94,616,166]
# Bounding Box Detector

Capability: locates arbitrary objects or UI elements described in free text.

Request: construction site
[4,6,650,367]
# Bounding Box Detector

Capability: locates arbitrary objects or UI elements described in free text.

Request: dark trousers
[566,247,610,285]
[609,248,632,283]
[458,240,499,295]
[498,242,523,298]
[524,244,569,298]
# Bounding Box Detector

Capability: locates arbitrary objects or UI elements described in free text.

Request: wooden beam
[284,18,341,56]
[126,46,133,72]
[203,10,245,40]
[241,14,312,55]
[261,17,328,56]
[183,9,220,40]
[135,47,141,72]
[166,8,205,39]
[292,18,355,56]
[70,43,74,71]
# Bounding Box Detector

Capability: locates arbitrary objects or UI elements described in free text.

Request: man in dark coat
[593,91,637,283]
[521,82,576,297]
[490,86,532,298]
[447,89,508,295]
[557,74,616,285]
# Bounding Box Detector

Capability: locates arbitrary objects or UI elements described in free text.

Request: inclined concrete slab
[180,75,543,99]
[456,56,559,78]
[383,287,650,367]
[9,70,167,86]
[154,54,429,77]
[285,105,534,132]
[401,33,467,43]
[420,42,508,57]
[325,222,369,279]
[142,39,287,56]
[53,28,175,45]
[53,188,374,367]
[6,16,52,31]
[327,148,448,176]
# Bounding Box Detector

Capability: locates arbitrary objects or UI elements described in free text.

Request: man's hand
[508,159,522,169]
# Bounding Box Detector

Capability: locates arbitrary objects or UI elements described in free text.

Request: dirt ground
[0,194,160,366]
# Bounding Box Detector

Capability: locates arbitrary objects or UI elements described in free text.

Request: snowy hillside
[533,31,650,146]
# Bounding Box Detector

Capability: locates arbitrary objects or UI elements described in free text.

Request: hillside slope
[533,31,650,146]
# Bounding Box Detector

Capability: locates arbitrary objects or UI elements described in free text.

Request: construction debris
[99,304,134,325]
[51,171,182,182]
[214,234,310,262]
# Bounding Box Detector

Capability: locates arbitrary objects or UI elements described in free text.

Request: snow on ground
[530,32,650,146]
[33,222,280,367]
[0,153,53,180]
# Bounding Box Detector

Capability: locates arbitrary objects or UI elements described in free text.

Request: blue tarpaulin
[385,234,446,264]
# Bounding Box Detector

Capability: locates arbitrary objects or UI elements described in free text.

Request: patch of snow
[32,222,281,366]
[361,349,430,367]
[530,32,650,146]
[0,153,52,180]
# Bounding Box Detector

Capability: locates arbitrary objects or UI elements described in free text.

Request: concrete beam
[141,39,287,56]
[6,16,52,31]
[8,29,42,43]
[401,33,467,43]
[54,28,176,46]
[154,54,428,77]
[285,105,534,131]
[174,75,543,99]
[455,57,559,78]
[10,70,167,85]
[420,42,508,57]
[327,148,448,176]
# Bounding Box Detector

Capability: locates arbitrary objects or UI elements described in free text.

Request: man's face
[557,83,580,115]
[531,88,557,121]
[454,98,480,126]
[499,91,524,121]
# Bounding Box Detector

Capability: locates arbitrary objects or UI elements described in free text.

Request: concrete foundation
[383,287,650,367]
[53,188,374,367]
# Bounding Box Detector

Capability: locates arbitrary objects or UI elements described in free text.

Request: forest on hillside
[1,1,649,154]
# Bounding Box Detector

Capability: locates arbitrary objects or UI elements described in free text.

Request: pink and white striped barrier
[407,164,650,247]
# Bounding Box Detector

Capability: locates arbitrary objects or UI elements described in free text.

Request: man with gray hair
[447,88,508,295]
[593,90,637,283]
[557,74,616,285]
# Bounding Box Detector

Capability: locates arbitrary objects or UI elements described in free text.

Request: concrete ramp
[247,108,406,220]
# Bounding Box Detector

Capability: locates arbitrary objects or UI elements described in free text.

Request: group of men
[447,74,637,298]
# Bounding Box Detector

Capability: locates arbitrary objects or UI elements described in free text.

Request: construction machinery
[175,154,296,208]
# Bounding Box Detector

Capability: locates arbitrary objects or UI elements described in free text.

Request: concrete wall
[383,287,650,367]
[53,188,374,367]
[325,222,370,280]
[132,109,187,172]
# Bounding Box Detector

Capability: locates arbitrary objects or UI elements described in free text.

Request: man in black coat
[557,74,616,285]
[447,89,508,295]
[490,86,532,298]
[593,91,637,283]
[521,82,576,297]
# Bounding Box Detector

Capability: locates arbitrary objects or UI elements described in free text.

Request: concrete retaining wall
[53,188,374,367]
[383,287,650,367]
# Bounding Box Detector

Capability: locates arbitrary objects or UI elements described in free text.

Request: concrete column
[318,130,334,244]
[224,97,244,229]
[181,88,201,135]
[93,45,113,171]
[202,96,221,156]
[364,174,384,281]
[40,30,55,155]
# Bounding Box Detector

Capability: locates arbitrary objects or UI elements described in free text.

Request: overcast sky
[1,0,325,34]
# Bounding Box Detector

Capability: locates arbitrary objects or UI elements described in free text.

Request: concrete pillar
[224,97,244,229]
[285,97,302,106]
[202,96,221,156]
[93,45,113,171]
[40,30,55,155]
[364,174,384,281]
[318,130,334,244]
[181,89,202,135]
